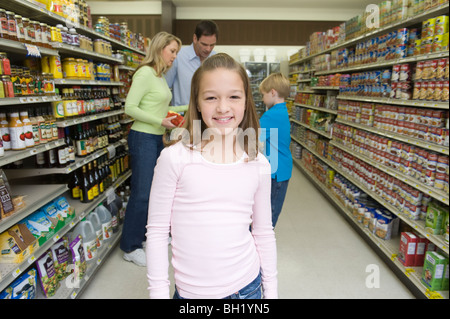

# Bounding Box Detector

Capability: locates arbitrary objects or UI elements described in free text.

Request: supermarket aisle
[79,167,415,299]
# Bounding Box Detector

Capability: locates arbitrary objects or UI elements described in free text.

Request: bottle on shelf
[88,162,99,198]
[93,159,103,194]
[80,164,93,203]
[0,113,11,151]
[69,170,81,201]
[19,110,35,148]
[45,148,57,168]
[35,152,46,168]
[64,126,75,163]
[28,107,41,146]
[35,107,47,144]
[75,124,87,157]
[8,112,26,151]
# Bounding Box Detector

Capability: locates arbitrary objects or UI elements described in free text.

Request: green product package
[422,251,447,291]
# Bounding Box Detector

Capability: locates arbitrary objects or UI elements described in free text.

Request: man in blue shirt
[165,20,219,106]
[259,73,293,227]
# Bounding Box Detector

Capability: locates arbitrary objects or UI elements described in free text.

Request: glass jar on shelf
[14,15,25,43]
[2,75,14,98]
[0,9,9,39]
[0,52,11,75]
[22,18,32,44]
[6,11,17,41]
[43,73,55,96]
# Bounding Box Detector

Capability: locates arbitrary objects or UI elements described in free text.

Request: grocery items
[70,220,97,261]
[36,250,59,297]
[95,204,113,241]
[50,237,70,282]
[422,251,449,291]
[69,235,87,284]
[0,268,37,299]
[86,211,103,249]
[166,111,185,127]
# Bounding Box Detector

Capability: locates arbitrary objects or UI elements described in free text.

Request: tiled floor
[79,167,415,299]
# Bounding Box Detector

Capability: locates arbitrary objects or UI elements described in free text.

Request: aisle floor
[79,167,415,299]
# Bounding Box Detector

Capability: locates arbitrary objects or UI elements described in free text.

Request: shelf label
[28,255,36,264]
[12,268,21,278]
[426,289,443,299]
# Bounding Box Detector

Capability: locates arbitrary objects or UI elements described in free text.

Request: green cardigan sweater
[125,66,188,135]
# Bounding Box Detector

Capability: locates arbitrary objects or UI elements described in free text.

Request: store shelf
[50,228,122,299]
[0,184,68,234]
[50,42,123,64]
[294,103,338,115]
[330,140,449,206]
[1,0,145,56]
[292,135,448,253]
[0,38,58,57]
[293,157,448,299]
[311,86,340,90]
[54,79,123,86]
[289,3,450,66]
[0,95,62,107]
[337,95,450,110]
[335,118,449,155]
[0,170,131,294]
[118,65,136,72]
[0,139,64,168]
[3,139,127,178]
[290,118,332,139]
[55,109,124,128]
[315,51,449,76]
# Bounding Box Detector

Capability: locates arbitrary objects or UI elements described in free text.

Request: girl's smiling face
[198,68,246,136]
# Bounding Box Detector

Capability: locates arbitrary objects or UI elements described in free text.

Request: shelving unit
[0,0,141,299]
[289,2,449,299]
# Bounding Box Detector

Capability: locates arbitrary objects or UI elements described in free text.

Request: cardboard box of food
[422,251,446,291]
[0,224,38,264]
[398,232,418,267]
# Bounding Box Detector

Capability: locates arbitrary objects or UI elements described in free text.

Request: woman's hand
[161,116,177,129]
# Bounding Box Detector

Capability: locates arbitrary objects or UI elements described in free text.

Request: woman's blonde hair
[134,31,181,77]
[166,53,260,161]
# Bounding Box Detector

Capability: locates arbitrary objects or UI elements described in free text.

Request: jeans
[120,130,164,253]
[271,178,289,227]
[173,273,262,299]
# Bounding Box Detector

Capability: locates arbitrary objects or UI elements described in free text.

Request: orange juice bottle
[19,110,35,148]
[0,113,11,151]
[8,112,26,150]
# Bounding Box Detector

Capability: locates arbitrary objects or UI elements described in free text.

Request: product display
[290,0,449,298]
[0,1,141,299]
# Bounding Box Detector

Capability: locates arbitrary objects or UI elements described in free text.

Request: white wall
[88,1,162,15]
[213,45,304,75]
[176,7,364,21]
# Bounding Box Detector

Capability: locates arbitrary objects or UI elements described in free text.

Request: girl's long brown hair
[166,53,260,161]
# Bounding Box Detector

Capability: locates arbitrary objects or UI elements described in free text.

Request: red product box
[398,232,418,266]
[414,233,429,267]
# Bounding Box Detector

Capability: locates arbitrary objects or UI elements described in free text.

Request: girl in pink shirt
[145,53,278,299]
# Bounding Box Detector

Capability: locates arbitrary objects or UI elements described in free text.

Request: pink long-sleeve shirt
[145,141,278,299]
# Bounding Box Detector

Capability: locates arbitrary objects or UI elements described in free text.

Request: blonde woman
[120,32,187,267]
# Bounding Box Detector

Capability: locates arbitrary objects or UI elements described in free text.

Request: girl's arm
[252,157,278,299]
[145,145,180,298]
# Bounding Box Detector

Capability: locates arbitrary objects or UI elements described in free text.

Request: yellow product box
[0,224,38,264]
[435,15,449,35]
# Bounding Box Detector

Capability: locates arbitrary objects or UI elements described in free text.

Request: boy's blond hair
[259,73,290,99]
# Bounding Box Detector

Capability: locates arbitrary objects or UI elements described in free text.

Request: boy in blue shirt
[259,73,293,227]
